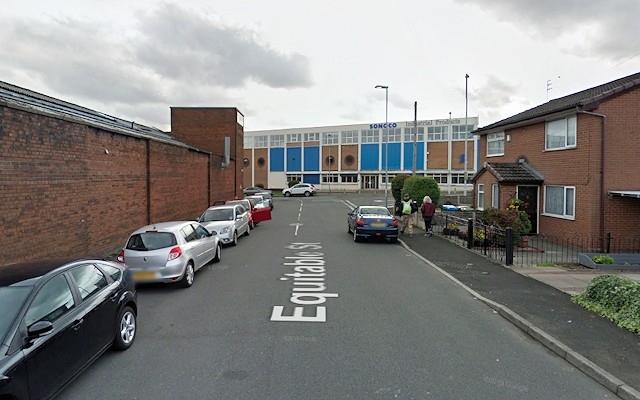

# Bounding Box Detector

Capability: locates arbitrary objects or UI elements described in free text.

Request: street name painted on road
[270,243,338,323]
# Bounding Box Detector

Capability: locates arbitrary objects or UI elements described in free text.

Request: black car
[243,186,272,196]
[0,258,137,400]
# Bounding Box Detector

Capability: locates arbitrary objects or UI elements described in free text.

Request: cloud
[469,75,534,123]
[452,0,640,61]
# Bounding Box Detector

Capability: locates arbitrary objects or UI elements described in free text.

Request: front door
[517,185,539,235]
[361,175,378,189]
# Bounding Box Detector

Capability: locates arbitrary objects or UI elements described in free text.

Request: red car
[226,198,271,227]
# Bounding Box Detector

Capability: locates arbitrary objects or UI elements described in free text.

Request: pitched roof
[0,80,199,150]
[474,71,640,135]
[472,162,544,183]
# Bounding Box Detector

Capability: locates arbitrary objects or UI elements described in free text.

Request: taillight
[117,249,125,263]
[392,220,399,227]
[356,219,365,226]
[167,246,182,261]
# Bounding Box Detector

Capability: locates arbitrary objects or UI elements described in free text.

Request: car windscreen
[201,209,234,221]
[126,232,177,251]
[0,287,31,342]
[359,207,390,216]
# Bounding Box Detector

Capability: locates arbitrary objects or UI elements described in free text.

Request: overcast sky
[2,0,639,132]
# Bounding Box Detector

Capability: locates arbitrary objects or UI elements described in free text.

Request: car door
[68,263,118,358]
[252,201,272,222]
[193,223,217,265]
[348,208,358,230]
[235,205,249,234]
[180,224,205,268]
[22,273,86,400]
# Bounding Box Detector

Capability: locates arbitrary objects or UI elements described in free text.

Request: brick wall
[0,104,229,265]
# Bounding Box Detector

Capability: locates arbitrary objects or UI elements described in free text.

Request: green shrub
[572,275,640,333]
[401,176,441,206]
[592,255,614,264]
[391,174,410,203]
[256,183,265,189]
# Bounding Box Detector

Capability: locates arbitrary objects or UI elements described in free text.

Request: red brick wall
[0,105,221,265]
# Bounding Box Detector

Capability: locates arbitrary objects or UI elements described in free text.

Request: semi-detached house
[471,72,640,251]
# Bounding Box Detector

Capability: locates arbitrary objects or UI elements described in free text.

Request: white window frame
[244,136,254,149]
[450,174,466,185]
[545,115,577,150]
[452,125,474,140]
[304,132,319,142]
[341,130,358,144]
[270,134,284,147]
[487,132,505,157]
[491,184,499,208]
[543,185,575,219]
[287,133,302,143]
[322,174,338,183]
[403,127,424,142]
[323,132,339,145]
[427,126,449,141]
[427,173,448,184]
[383,128,402,143]
[477,184,485,210]
[341,174,358,183]
[254,135,268,148]
[286,174,303,182]
[361,129,379,143]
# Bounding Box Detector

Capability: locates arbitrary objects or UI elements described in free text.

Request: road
[62,194,614,399]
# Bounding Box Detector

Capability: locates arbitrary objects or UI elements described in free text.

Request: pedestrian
[400,193,416,237]
[421,195,436,236]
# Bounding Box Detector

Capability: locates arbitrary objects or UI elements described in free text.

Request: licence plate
[371,222,387,227]
[133,271,158,281]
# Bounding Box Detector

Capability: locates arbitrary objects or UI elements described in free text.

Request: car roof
[206,204,236,210]
[0,258,103,287]
[131,221,197,235]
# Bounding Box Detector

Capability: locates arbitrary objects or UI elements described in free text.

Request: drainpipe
[578,110,606,251]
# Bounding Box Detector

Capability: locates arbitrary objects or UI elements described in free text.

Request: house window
[270,135,284,147]
[487,132,505,156]
[254,135,268,148]
[544,185,575,219]
[287,133,302,143]
[361,129,379,143]
[427,126,449,141]
[304,132,319,142]
[546,116,576,150]
[491,184,499,208]
[341,130,358,144]
[477,184,485,210]
[323,132,338,145]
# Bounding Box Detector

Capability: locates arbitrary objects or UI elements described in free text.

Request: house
[471,72,640,251]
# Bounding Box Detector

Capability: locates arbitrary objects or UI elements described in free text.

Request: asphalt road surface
[61,194,614,399]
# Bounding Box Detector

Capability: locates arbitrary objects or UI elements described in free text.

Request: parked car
[227,198,271,227]
[0,258,137,400]
[347,205,399,243]
[282,183,317,197]
[254,191,274,210]
[198,204,250,246]
[243,186,272,196]
[118,221,221,288]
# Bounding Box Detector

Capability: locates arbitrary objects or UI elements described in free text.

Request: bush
[592,255,614,264]
[479,198,532,236]
[288,180,300,188]
[256,183,265,189]
[401,176,441,206]
[391,174,410,203]
[572,275,640,333]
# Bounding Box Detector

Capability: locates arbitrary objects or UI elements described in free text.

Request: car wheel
[347,223,352,233]
[284,192,291,197]
[213,243,221,262]
[232,231,238,246]
[113,306,136,350]
[304,191,311,197]
[353,229,359,242]
[179,262,195,288]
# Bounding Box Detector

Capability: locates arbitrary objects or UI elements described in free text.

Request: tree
[402,176,441,205]
[391,174,410,203]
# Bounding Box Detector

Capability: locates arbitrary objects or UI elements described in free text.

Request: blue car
[347,206,399,243]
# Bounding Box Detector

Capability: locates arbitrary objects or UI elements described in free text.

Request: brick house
[471,72,640,250]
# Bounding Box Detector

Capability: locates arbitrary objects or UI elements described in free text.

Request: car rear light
[168,246,182,261]
[117,249,125,263]
[392,220,399,227]
[356,219,365,226]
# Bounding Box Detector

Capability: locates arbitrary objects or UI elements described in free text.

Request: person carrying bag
[420,196,436,237]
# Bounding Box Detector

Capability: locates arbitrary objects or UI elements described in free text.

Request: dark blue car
[347,206,399,243]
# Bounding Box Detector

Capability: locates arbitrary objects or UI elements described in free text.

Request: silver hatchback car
[197,204,250,246]
[118,221,221,288]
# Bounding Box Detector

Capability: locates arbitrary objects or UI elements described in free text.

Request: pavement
[399,228,640,400]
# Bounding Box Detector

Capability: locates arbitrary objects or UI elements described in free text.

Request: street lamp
[464,74,469,197]
[327,133,334,193]
[375,85,389,209]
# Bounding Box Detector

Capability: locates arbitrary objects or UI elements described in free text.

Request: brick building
[472,72,640,250]
[0,81,243,265]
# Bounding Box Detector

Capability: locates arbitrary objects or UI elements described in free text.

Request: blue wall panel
[403,143,425,170]
[269,148,284,171]
[304,146,319,171]
[360,144,379,170]
[304,174,320,184]
[286,147,301,171]
[382,143,402,172]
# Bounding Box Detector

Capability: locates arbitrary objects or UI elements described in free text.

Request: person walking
[420,195,436,236]
[400,193,417,237]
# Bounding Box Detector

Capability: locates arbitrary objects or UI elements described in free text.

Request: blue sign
[369,122,398,129]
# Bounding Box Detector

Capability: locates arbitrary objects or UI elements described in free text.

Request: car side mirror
[209,231,217,236]
[27,321,54,339]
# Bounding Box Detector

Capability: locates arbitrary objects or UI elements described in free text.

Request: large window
[286,174,302,182]
[323,132,338,145]
[270,134,284,147]
[477,184,485,210]
[254,135,268,148]
[287,133,302,143]
[361,129,379,143]
[383,128,402,142]
[322,174,338,183]
[244,136,254,148]
[450,174,466,185]
[427,173,448,184]
[403,127,424,142]
[452,124,474,140]
[341,174,358,183]
[341,130,358,144]
[427,126,449,141]
[487,132,504,156]
[546,116,577,150]
[304,132,319,142]
[544,185,575,219]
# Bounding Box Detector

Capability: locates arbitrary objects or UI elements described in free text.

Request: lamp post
[375,84,389,209]
[327,133,334,193]
[464,74,469,197]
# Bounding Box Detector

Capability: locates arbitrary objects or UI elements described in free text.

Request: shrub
[572,275,640,333]
[391,174,410,203]
[288,180,300,188]
[592,255,615,264]
[401,176,441,206]
[256,183,265,189]
[479,198,532,236]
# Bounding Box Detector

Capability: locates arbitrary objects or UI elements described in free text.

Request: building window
[544,185,575,219]
[322,174,338,183]
[344,155,355,166]
[304,132,319,142]
[487,132,505,156]
[361,129,379,143]
[477,184,485,210]
[244,136,254,148]
[323,132,338,145]
[286,174,302,182]
[546,115,577,150]
[341,130,358,144]
[254,136,268,148]
[403,127,425,142]
[382,128,402,142]
[257,157,266,167]
[427,173,448,184]
[427,126,449,141]
[341,174,358,183]
[491,184,499,208]
[270,134,284,147]
[325,155,335,167]
[450,174,466,184]
[452,125,474,140]
[287,133,302,143]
